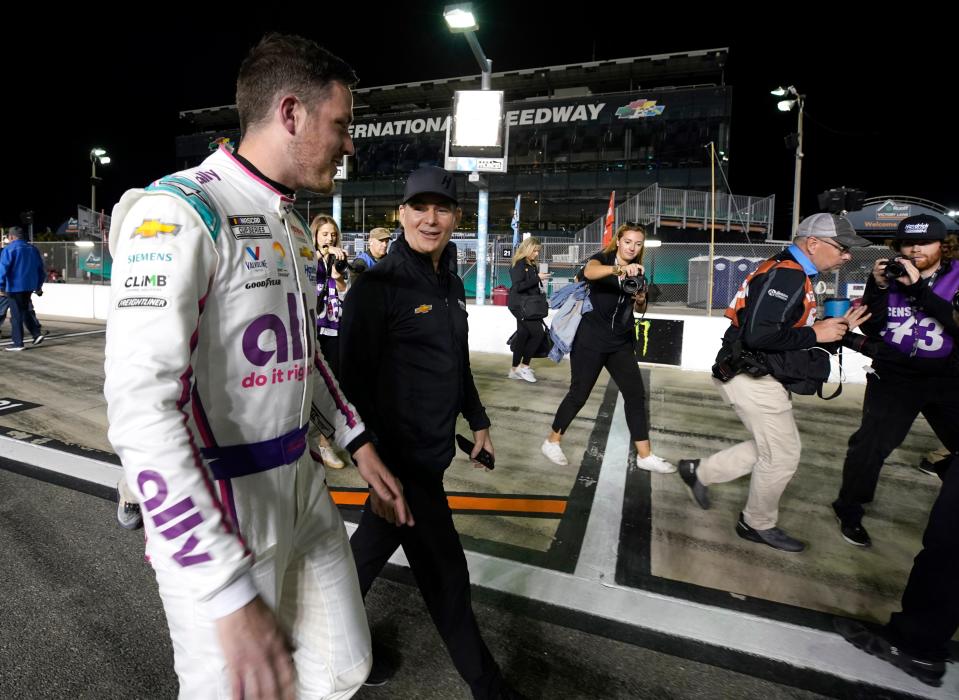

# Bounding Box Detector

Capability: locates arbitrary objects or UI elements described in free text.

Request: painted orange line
[330,491,566,514]
[331,491,369,506]
[447,496,567,514]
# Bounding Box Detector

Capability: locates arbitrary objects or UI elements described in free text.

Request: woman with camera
[541,223,675,473]
[508,237,549,383]
[310,213,348,469]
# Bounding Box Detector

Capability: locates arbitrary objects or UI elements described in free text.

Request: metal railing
[573,184,776,245]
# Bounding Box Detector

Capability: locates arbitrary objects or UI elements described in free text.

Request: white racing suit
[104,146,371,698]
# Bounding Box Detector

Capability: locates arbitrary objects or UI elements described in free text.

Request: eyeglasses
[820,238,850,255]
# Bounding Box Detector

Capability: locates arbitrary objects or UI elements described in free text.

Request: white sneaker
[541,439,568,466]
[636,453,676,474]
[508,368,522,380]
[319,445,345,469]
[519,366,537,383]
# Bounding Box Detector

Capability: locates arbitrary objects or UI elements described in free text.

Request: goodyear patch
[132,220,181,239]
[414,304,433,315]
[228,215,272,240]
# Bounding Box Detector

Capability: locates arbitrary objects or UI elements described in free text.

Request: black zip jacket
[721,249,817,354]
[338,234,490,476]
[510,260,541,296]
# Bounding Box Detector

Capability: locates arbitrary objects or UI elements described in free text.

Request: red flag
[602,191,616,247]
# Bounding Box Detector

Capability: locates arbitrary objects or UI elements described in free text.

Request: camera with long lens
[621,273,648,295]
[883,258,908,281]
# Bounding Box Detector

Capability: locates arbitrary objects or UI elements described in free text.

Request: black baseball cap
[895,214,947,241]
[402,166,458,206]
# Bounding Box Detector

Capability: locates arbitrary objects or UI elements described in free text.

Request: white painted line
[574,393,629,582]
[0,435,121,488]
[5,437,954,697]
[0,329,106,347]
[465,553,952,699]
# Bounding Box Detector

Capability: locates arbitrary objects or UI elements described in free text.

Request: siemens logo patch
[229,215,272,240]
[245,279,281,290]
[118,297,168,309]
[125,275,168,288]
[128,252,173,264]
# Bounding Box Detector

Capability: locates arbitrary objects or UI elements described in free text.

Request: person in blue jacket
[0,227,47,351]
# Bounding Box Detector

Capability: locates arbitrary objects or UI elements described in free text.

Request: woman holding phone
[508,236,549,382]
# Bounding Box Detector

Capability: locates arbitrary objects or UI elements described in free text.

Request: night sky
[5,8,954,234]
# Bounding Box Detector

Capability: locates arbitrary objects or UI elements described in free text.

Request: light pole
[90,147,111,215]
[445,3,493,304]
[771,86,804,235]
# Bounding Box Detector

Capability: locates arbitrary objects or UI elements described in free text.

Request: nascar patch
[228,215,272,240]
[414,304,433,315]
[132,220,181,239]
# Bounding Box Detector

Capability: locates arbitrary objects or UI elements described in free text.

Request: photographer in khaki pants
[678,214,870,552]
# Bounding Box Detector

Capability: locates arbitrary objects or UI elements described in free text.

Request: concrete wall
[32,283,112,321]
[32,286,869,384]
[466,304,870,384]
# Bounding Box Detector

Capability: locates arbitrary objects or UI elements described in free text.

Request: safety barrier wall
[34,285,869,383]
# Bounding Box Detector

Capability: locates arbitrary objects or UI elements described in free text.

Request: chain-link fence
[26,236,890,314]
[30,241,112,284]
[485,237,889,310]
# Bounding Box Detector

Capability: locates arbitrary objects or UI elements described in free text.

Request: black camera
[331,256,368,274]
[621,273,648,295]
[883,258,908,281]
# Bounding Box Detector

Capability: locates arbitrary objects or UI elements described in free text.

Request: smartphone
[455,434,495,470]
[538,262,549,275]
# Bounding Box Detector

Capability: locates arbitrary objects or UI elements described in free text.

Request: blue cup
[823,297,851,318]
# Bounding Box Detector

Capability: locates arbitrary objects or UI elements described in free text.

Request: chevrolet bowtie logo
[414,304,433,315]
[299,246,314,259]
[132,220,182,239]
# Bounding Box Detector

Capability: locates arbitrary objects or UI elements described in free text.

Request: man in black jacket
[678,214,870,552]
[834,294,959,689]
[832,214,959,547]
[339,166,511,699]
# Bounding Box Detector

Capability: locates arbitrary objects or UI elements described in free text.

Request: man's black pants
[350,473,503,699]
[885,455,959,661]
[834,371,959,523]
[7,291,41,348]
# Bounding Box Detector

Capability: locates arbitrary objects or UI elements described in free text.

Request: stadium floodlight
[444,4,478,32]
[90,147,111,213]
[772,86,805,234]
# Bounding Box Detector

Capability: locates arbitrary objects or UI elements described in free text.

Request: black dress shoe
[364,640,398,687]
[678,459,710,509]
[834,617,944,687]
[735,513,804,552]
